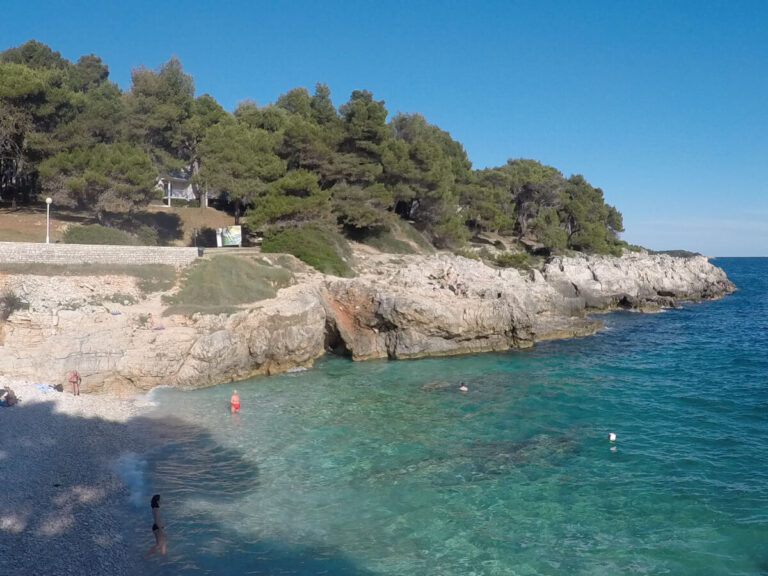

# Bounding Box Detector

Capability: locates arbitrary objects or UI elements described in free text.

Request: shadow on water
[0,401,376,576]
[138,417,262,501]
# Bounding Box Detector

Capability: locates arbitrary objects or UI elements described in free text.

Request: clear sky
[5,0,768,255]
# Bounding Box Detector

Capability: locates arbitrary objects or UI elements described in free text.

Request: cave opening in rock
[324,320,351,356]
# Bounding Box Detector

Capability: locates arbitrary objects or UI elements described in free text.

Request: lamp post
[45,197,52,244]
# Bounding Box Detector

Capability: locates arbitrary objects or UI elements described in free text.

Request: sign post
[45,197,52,244]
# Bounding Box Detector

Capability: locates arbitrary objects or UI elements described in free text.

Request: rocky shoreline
[0,250,735,395]
[0,249,736,575]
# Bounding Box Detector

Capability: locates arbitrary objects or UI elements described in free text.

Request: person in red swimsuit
[230,389,240,413]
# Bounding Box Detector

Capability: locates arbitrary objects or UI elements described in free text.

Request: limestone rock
[0,250,735,393]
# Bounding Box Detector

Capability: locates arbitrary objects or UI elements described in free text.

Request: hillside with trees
[0,40,627,269]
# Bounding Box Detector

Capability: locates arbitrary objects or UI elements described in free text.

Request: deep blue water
[123,258,768,575]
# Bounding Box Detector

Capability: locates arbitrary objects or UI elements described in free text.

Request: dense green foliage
[163,255,294,315]
[38,142,157,216]
[493,251,538,270]
[63,224,142,245]
[261,224,354,277]
[0,40,627,256]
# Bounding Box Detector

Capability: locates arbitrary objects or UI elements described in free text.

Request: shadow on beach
[0,400,376,576]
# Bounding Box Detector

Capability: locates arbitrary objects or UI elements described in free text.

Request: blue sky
[5,0,768,255]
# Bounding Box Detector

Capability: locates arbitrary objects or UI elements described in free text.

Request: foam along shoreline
[0,376,156,576]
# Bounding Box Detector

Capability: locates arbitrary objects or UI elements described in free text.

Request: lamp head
[45,197,52,205]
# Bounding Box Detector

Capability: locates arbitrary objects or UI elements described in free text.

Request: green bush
[430,214,470,249]
[0,290,28,321]
[92,292,138,305]
[477,247,493,261]
[63,224,140,245]
[170,198,200,208]
[262,224,354,277]
[359,229,415,254]
[163,255,294,315]
[348,218,434,255]
[135,225,159,246]
[454,247,479,260]
[400,222,435,252]
[162,304,239,317]
[494,251,534,269]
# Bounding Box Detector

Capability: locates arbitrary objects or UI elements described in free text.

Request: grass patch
[350,219,432,255]
[162,255,294,315]
[454,247,479,260]
[262,224,354,277]
[98,292,138,305]
[399,221,435,252]
[0,263,177,294]
[359,229,415,254]
[494,251,540,270]
[162,304,240,317]
[255,254,305,273]
[134,265,178,293]
[64,224,141,245]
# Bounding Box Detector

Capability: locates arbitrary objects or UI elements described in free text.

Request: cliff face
[321,251,733,360]
[0,252,734,395]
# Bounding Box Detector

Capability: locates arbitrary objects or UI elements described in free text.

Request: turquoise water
[126,258,768,575]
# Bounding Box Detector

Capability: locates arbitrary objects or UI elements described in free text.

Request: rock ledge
[0,251,734,393]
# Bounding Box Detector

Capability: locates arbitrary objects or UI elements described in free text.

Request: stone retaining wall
[0,242,199,267]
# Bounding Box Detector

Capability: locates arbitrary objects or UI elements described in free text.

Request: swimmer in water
[459,382,468,392]
[230,389,240,413]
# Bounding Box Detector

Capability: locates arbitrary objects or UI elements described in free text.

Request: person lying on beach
[1,385,18,407]
[145,313,164,330]
[145,494,167,557]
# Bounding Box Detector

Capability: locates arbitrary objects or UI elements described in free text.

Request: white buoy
[608,432,617,442]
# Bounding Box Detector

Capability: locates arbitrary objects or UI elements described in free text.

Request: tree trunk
[191,157,207,209]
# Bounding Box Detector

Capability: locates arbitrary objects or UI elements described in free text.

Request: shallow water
[124,258,768,575]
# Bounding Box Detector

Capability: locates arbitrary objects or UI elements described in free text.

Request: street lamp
[45,197,52,244]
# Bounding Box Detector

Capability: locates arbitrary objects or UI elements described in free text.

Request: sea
[118,257,768,575]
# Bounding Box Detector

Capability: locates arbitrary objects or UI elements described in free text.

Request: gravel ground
[0,377,156,576]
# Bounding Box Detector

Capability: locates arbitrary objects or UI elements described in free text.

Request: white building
[156,170,217,207]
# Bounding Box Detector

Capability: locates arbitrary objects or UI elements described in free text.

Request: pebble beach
[0,377,155,576]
